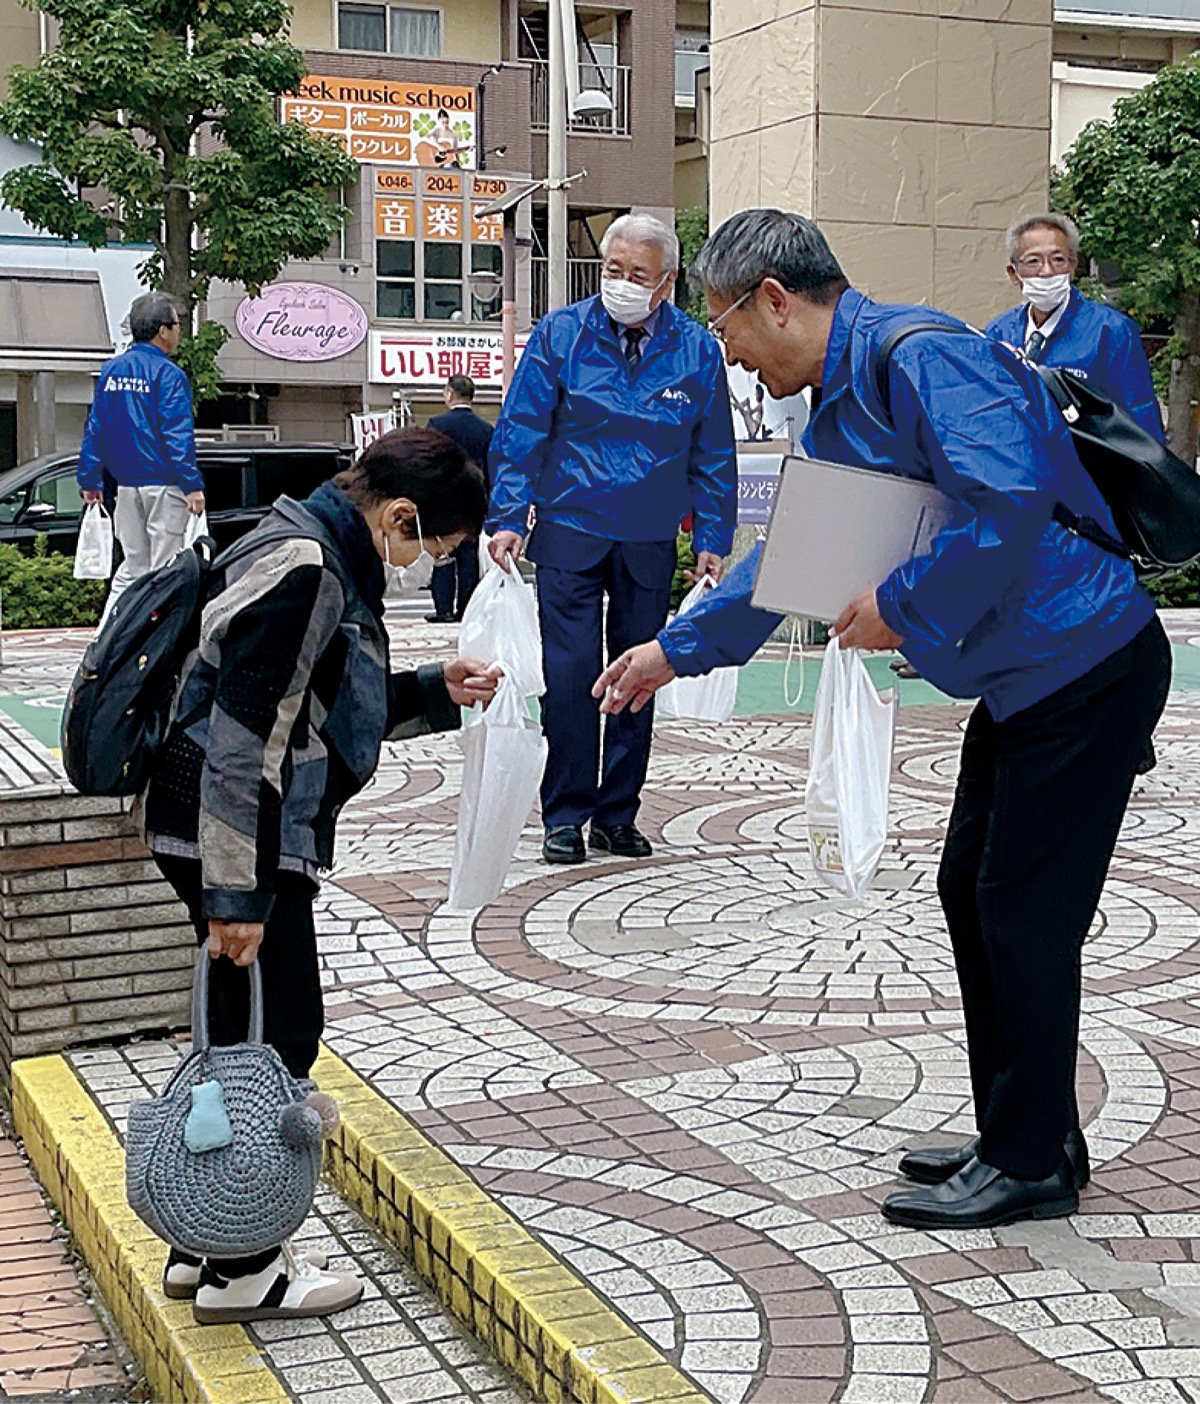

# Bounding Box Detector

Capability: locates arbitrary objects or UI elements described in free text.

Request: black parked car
[0,443,355,558]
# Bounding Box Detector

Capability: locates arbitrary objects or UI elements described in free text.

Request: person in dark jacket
[77,293,205,625]
[595,209,1171,1232]
[487,213,737,866]
[987,213,1165,443]
[426,375,494,622]
[143,427,497,1324]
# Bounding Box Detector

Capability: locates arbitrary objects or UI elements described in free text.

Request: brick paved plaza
[2,609,1200,1403]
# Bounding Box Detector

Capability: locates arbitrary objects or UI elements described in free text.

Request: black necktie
[624,328,645,369]
[1026,329,1046,363]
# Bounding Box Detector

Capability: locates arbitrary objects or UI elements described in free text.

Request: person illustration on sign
[428,109,472,169]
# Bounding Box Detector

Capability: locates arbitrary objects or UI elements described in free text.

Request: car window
[0,484,28,524]
[29,469,84,519]
[196,456,252,514]
[253,451,347,509]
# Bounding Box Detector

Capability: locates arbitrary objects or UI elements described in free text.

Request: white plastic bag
[458,563,545,698]
[656,577,738,724]
[805,636,897,898]
[183,510,209,549]
[73,503,114,580]
[447,677,548,909]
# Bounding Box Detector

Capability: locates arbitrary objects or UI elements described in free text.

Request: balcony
[531,256,603,320]
[529,59,631,137]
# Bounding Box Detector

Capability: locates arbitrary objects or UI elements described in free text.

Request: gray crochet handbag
[125,951,323,1258]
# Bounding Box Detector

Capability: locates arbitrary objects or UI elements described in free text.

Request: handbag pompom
[305,1091,340,1137]
[279,1101,324,1151]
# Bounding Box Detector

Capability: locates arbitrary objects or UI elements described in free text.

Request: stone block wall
[0,786,194,1081]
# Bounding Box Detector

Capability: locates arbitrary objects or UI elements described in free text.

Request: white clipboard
[752,456,956,622]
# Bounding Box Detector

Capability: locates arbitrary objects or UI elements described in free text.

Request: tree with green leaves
[675,205,708,325]
[1056,56,1200,463]
[0,0,359,398]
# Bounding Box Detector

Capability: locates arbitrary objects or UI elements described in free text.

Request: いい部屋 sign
[369,331,528,388]
[283,76,477,169]
[235,284,369,362]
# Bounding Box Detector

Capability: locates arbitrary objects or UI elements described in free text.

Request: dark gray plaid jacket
[144,497,457,922]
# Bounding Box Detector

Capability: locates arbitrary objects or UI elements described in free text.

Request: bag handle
[190,948,264,1051]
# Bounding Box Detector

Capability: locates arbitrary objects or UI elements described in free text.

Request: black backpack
[61,537,219,796]
[876,321,1200,578]
[61,506,326,797]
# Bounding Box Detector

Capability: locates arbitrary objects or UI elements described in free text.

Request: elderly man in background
[595,209,1169,1230]
[487,212,737,865]
[987,212,1164,442]
[77,291,205,624]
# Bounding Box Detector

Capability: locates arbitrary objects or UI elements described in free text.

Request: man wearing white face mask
[487,212,737,866]
[987,213,1165,443]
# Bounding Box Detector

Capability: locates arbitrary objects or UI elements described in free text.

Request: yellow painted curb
[11,1055,287,1404]
[314,1049,711,1404]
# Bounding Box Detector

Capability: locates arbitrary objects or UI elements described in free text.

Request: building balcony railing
[531,256,603,320]
[529,59,631,137]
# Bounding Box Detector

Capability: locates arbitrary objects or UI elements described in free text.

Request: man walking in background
[77,292,205,621]
[987,213,1165,442]
[426,375,493,622]
[487,212,736,866]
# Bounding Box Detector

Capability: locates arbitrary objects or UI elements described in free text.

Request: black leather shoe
[883,1156,1078,1230]
[589,824,652,858]
[899,1128,1090,1189]
[424,613,456,623]
[543,825,585,864]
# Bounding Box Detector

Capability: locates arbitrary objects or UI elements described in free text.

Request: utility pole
[547,0,568,312]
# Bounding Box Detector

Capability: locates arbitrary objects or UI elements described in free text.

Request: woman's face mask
[381,509,436,598]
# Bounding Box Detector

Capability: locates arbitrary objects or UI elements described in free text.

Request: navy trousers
[534,537,675,831]
[429,537,480,620]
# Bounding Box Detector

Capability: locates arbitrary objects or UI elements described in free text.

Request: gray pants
[99,485,191,627]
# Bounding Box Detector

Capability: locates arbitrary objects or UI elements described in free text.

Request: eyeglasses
[707,282,761,343]
[1014,253,1074,275]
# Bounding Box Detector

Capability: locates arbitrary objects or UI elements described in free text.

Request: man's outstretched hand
[593,641,675,715]
[833,590,903,652]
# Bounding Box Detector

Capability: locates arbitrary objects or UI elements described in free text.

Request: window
[378,240,416,319]
[470,245,503,323]
[254,451,347,509]
[196,456,252,515]
[29,469,83,519]
[675,29,709,105]
[338,4,440,57]
[423,242,463,321]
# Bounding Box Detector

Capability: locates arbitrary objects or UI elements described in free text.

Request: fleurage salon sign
[235,283,369,362]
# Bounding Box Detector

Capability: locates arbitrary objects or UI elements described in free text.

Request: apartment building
[0,0,681,455]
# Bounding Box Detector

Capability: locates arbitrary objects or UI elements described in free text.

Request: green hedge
[0,537,106,629]
[1148,563,1200,609]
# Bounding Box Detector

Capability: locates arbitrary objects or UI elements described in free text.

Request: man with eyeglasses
[987,213,1164,443]
[78,291,205,624]
[594,208,1170,1232]
[487,212,736,866]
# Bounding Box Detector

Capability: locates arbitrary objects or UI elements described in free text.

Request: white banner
[352,410,397,452]
[369,330,527,388]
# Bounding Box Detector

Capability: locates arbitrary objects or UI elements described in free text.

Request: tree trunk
[162,181,193,332]
[1167,285,1200,466]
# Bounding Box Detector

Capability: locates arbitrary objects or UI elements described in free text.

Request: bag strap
[191,948,264,1051]
[874,320,1133,565]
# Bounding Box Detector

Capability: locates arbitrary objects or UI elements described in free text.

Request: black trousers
[429,536,480,620]
[536,547,674,831]
[938,618,1171,1178]
[155,854,323,1081]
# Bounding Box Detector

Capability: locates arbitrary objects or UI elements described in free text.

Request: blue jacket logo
[659,387,691,405]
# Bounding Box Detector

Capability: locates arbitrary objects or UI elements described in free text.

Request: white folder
[752,456,956,622]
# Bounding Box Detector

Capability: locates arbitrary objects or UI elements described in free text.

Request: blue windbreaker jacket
[660,289,1156,722]
[486,296,737,555]
[77,342,203,495]
[987,288,1165,444]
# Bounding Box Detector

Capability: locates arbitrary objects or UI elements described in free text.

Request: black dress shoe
[424,613,456,624]
[883,1156,1078,1230]
[589,824,652,858]
[543,825,585,864]
[899,1128,1090,1189]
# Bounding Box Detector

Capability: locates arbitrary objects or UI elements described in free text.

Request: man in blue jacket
[594,209,1171,1230]
[78,292,205,621]
[487,213,736,865]
[987,213,1164,443]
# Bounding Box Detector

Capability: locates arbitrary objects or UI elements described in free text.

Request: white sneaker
[163,1243,329,1300]
[192,1244,360,1324]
